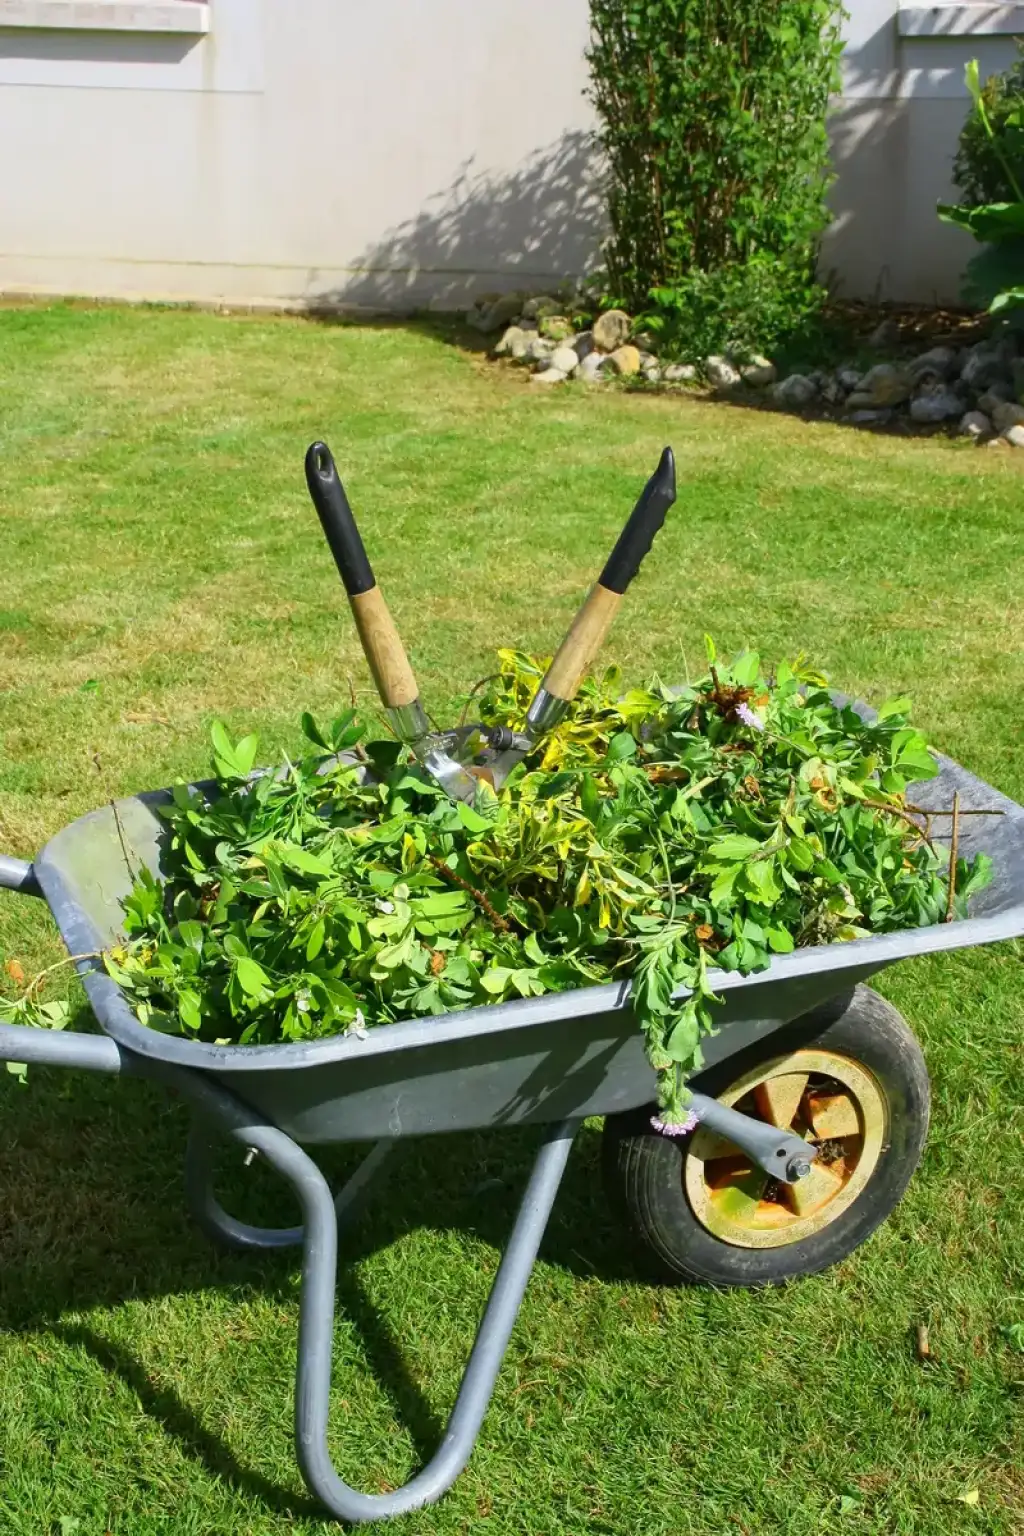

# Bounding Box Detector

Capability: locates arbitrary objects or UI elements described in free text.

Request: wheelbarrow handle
[0,1020,124,1074]
[304,440,421,714]
[0,855,42,898]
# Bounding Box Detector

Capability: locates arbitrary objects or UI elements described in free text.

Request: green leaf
[306,918,326,961]
[235,956,271,997]
[766,925,795,953]
[707,833,762,862]
[301,712,331,750]
[457,801,493,834]
[607,731,637,762]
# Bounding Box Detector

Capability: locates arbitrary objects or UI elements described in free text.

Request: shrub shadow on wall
[316,131,606,315]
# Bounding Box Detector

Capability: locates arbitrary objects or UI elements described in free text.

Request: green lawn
[1,302,1022,1536]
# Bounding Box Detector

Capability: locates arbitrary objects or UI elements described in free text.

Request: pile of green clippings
[99,643,990,1126]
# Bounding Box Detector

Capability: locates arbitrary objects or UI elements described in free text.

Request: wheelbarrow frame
[2,741,1023,1522]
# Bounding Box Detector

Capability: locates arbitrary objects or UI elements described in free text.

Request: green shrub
[952,45,1024,207]
[586,0,843,361]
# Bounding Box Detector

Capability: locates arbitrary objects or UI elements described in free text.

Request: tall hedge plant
[587,0,843,359]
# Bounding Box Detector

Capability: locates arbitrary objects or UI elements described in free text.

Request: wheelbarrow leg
[184,1119,397,1252]
[171,1073,579,1523]
[292,1116,580,1523]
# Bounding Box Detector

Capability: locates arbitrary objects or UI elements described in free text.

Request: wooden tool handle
[348,588,420,708]
[542,583,622,703]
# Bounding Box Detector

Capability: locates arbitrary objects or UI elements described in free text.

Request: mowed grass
[0,302,1022,1536]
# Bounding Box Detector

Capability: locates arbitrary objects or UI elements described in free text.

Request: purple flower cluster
[735,701,764,732]
[650,1109,700,1138]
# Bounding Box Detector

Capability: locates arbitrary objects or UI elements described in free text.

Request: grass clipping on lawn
[86,645,991,1127]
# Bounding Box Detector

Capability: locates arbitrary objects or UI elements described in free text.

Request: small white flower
[296,989,311,1015]
[376,899,395,915]
[346,1007,369,1041]
[735,701,765,732]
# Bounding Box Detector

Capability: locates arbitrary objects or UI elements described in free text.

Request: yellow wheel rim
[684,1048,888,1250]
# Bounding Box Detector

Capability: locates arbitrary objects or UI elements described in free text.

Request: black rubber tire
[602,985,930,1288]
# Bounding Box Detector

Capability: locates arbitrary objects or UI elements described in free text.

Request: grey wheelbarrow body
[2,743,1023,1523]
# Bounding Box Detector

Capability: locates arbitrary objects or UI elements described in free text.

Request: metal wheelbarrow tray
[2,743,1023,1523]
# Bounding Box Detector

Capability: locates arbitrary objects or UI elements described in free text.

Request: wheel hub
[684,1048,887,1249]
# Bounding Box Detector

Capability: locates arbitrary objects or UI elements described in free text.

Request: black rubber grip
[304,441,376,597]
[598,446,676,595]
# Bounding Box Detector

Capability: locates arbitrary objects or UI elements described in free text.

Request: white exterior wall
[0,0,1020,310]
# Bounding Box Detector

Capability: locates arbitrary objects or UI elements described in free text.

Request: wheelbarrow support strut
[0,978,578,1525]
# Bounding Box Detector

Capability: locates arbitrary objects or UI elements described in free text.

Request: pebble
[1002,423,1024,447]
[549,345,580,375]
[773,373,817,408]
[706,355,742,389]
[740,355,777,387]
[494,325,530,360]
[592,310,632,352]
[577,351,608,383]
[909,389,962,423]
[607,344,642,377]
[959,410,991,438]
[908,345,960,381]
[849,362,914,407]
[991,400,1024,433]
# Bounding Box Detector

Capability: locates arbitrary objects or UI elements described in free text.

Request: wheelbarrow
[2,740,1022,1521]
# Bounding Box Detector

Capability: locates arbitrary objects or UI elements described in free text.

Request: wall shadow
[311,131,606,316]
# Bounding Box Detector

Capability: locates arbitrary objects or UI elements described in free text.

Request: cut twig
[906,804,1004,818]
[110,798,138,884]
[945,790,961,923]
[916,1323,932,1361]
[25,951,103,999]
[861,798,936,851]
[428,854,512,934]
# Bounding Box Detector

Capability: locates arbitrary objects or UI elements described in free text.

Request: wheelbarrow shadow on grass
[0,1023,641,1513]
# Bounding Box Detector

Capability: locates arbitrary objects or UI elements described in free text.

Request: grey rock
[1002,423,1024,447]
[642,365,662,384]
[837,366,863,391]
[959,410,991,439]
[577,351,608,383]
[847,408,892,426]
[819,376,846,407]
[772,373,818,409]
[909,389,962,424]
[869,318,901,350]
[524,336,556,364]
[909,345,959,382]
[521,295,562,321]
[706,355,742,389]
[530,367,568,385]
[633,331,657,353]
[592,309,632,352]
[977,384,1013,414]
[992,400,1024,433]
[473,293,525,333]
[572,330,596,360]
[851,362,914,407]
[663,363,697,383]
[549,345,580,376]
[961,341,1015,391]
[494,325,530,360]
[740,355,777,387]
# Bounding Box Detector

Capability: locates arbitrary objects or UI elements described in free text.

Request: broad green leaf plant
[939,59,1024,314]
[2,647,991,1128]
